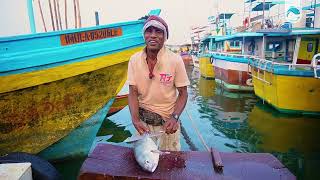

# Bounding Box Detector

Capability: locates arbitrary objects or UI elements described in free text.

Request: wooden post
[293,36,301,65]
[210,148,223,172]
[262,35,266,59]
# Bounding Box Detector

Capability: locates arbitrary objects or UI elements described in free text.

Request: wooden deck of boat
[78,143,295,180]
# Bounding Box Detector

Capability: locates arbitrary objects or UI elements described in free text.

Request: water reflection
[248,102,320,153]
[96,118,132,143]
[186,67,320,179]
[185,68,258,152]
[248,102,320,180]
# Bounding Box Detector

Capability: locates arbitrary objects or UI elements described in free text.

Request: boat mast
[53,0,59,30]
[27,0,36,33]
[37,0,47,32]
[48,0,56,31]
[76,0,82,28]
[73,0,78,28]
[56,0,63,30]
[64,0,68,29]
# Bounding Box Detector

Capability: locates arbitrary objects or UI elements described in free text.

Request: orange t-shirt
[127,47,190,119]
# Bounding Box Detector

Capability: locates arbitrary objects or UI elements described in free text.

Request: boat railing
[251,57,320,71]
[209,51,251,59]
[248,55,320,82]
[248,57,272,85]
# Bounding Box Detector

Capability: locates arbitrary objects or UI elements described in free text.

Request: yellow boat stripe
[0,46,143,94]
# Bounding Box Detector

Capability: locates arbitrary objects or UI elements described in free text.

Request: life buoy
[246,78,253,86]
[0,152,62,180]
[210,56,214,64]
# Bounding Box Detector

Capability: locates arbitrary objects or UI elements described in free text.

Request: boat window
[235,41,240,47]
[274,43,281,51]
[267,42,282,51]
[307,43,313,52]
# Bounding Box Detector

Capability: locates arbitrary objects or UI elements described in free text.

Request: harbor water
[53,66,320,180]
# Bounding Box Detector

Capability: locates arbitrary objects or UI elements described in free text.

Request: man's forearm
[128,85,140,122]
[173,86,188,117]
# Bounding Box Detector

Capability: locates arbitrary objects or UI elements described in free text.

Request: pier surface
[78,143,295,180]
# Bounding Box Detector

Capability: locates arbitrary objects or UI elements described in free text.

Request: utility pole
[262,0,265,29]
[314,0,317,28]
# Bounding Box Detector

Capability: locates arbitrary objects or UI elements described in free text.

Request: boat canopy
[201,29,320,42]
[245,0,257,3]
[213,32,263,42]
[252,2,275,11]
[302,3,320,10]
[246,0,285,4]
[218,13,234,20]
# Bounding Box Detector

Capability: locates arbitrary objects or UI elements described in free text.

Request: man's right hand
[133,120,150,135]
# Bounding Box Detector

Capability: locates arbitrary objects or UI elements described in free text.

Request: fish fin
[124,131,164,143]
[151,150,170,155]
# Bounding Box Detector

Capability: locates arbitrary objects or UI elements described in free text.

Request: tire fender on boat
[246,78,253,86]
[210,56,214,64]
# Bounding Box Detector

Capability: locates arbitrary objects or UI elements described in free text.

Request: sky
[0,0,315,45]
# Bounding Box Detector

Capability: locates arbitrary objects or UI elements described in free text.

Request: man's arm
[163,86,188,134]
[128,85,149,134]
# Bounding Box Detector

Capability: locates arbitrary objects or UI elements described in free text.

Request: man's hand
[133,120,150,135]
[163,117,179,134]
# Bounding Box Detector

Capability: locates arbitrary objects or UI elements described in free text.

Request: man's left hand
[163,117,179,134]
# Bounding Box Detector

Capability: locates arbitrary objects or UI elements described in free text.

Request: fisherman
[127,15,190,151]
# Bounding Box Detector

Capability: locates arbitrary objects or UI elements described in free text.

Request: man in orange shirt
[127,15,190,151]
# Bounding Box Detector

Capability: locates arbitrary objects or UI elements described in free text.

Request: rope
[185,109,210,152]
[180,123,198,151]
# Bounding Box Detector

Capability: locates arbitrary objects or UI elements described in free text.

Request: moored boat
[249,29,320,114]
[199,50,215,79]
[0,2,160,160]
[201,31,262,92]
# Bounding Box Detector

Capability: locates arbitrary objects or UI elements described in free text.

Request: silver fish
[124,132,164,172]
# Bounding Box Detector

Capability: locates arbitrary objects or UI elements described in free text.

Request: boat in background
[197,1,320,114]
[249,29,320,115]
[199,54,215,79]
[202,34,256,92]
[180,51,193,66]
[0,0,161,160]
[107,94,129,117]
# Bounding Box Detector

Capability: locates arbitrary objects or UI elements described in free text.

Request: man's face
[144,26,165,51]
